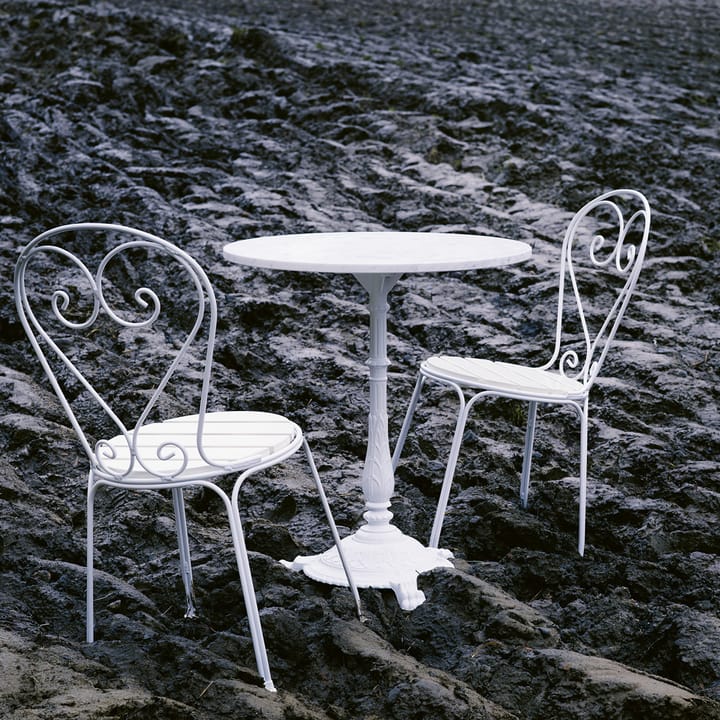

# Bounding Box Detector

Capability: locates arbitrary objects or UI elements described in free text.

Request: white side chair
[14,223,361,692]
[392,189,651,556]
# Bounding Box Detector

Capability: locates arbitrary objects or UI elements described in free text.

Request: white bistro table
[223,231,531,610]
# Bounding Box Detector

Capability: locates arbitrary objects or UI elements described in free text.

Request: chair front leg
[391,373,426,472]
[171,487,197,619]
[224,482,276,692]
[428,389,473,549]
[519,401,538,508]
[577,400,589,557]
[86,471,97,644]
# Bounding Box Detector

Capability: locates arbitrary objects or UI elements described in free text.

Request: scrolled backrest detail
[14,223,220,482]
[543,189,651,387]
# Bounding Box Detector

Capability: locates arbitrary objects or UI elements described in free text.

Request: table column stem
[354,272,401,531]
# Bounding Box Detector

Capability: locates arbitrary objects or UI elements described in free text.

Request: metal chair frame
[392,189,651,556]
[14,222,361,692]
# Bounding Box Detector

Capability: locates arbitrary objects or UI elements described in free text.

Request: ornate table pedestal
[223,232,532,609]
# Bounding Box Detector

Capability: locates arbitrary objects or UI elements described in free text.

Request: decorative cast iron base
[282,523,454,611]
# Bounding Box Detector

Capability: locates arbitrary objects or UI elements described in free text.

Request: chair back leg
[171,488,197,618]
[519,401,538,508]
[302,440,363,619]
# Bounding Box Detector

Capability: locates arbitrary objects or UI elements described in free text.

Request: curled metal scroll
[587,201,645,275]
[558,349,580,379]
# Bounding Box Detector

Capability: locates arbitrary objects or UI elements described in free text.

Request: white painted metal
[14,223,361,692]
[224,231,532,609]
[392,189,651,556]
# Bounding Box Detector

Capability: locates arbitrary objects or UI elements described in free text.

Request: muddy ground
[1,0,720,717]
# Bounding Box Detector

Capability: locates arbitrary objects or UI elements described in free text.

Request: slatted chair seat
[422,356,586,400]
[98,411,301,482]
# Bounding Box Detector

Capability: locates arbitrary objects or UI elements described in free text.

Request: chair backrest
[542,189,651,387]
[14,223,219,480]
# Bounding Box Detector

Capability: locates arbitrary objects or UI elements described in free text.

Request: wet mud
[1,0,720,717]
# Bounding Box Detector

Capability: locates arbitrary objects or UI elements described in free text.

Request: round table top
[223,231,532,274]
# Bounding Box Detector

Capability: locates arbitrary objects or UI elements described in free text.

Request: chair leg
[578,404,589,557]
[429,396,471,549]
[171,488,197,619]
[519,401,538,508]
[303,440,364,621]
[391,373,426,471]
[86,473,96,644]
[224,489,276,693]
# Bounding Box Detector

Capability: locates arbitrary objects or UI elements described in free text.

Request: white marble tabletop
[223,231,532,273]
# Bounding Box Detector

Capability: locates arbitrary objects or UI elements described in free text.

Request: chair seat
[96,410,300,482]
[422,355,586,400]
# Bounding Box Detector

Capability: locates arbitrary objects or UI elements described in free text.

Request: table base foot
[281,524,453,611]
